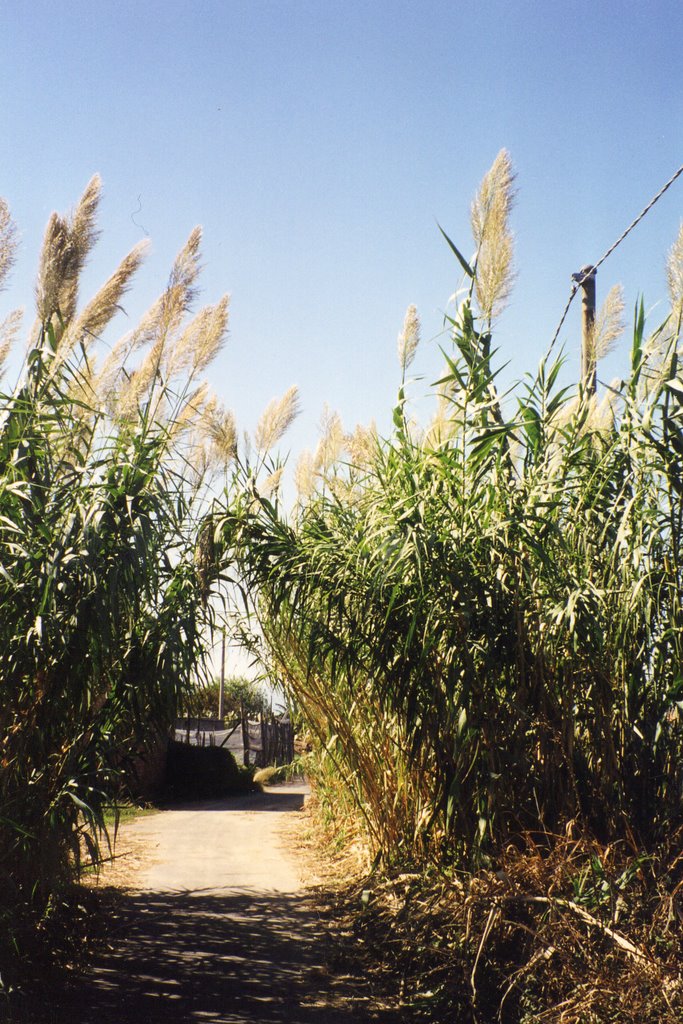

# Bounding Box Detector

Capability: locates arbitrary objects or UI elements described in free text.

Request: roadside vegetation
[2,155,682,1020]
[182,674,270,722]
[0,180,237,985]
[217,152,683,1020]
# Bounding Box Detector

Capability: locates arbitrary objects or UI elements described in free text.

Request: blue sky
[2,0,682,465]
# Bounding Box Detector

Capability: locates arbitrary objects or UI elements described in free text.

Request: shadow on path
[160,789,308,813]
[5,786,398,1023]
[9,886,391,1024]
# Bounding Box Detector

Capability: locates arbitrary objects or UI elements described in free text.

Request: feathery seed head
[116,342,162,418]
[255,385,301,453]
[639,330,678,398]
[397,304,420,373]
[470,149,516,321]
[150,228,204,358]
[194,294,230,373]
[114,231,206,411]
[71,241,148,346]
[314,406,345,474]
[169,382,210,436]
[167,295,230,378]
[667,222,683,311]
[590,284,625,361]
[70,174,102,270]
[116,369,148,420]
[35,213,74,323]
[169,226,203,312]
[0,199,17,292]
[92,333,140,408]
[122,294,168,356]
[346,422,377,469]
[261,467,284,498]
[0,309,23,375]
[35,176,103,330]
[203,399,238,464]
[294,449,315,500]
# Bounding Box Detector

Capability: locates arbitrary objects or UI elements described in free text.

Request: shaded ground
[5,785,397,1024]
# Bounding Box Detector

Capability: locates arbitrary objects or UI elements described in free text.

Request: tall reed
[0,180,230,917]
[220,153,683,866]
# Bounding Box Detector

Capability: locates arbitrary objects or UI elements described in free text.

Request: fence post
[218,631,226,721]
[573,265,597,396]
[259,713,267,767]
[241,698,250,767]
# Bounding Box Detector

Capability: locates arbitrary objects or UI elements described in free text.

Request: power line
[549,161,683,353]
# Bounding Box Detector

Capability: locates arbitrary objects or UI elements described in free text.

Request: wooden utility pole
[572,265,597,396]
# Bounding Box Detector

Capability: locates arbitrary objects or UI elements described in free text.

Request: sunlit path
[13,786,391,1024]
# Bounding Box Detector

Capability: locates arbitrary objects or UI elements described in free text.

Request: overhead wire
[549,160,683,353]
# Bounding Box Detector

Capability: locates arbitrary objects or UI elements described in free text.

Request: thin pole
[241,698,249,767]
[218,630,226,721]
[572,265,597,395]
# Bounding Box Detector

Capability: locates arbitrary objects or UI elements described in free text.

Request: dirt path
[14,785,391,1024]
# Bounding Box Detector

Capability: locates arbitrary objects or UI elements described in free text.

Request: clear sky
[2,0,682,457]
[2,0,681,678]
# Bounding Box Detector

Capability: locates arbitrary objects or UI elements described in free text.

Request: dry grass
[280,785,372,889]
[293,789,683,1023]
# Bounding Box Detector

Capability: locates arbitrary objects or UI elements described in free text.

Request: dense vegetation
[0,180,234,964]
[2,156,682,1020]
[218,153,683,1019]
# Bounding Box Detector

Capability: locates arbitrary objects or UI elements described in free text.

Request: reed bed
[0,180,232,971]
[216,154,683,1016]
[223,154,683,865]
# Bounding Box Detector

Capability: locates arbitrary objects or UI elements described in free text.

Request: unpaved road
[118,784,309,894]
[13,784,390,1024]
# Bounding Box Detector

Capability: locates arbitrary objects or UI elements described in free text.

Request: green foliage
[0,186,224,931]
[218,182,683,868]
[184,675,269,721]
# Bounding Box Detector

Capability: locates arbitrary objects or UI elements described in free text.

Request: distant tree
[185,676,269,721]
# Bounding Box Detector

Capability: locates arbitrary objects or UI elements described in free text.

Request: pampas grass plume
[314,406,345,474]
[470,149,516,322]
[294,449,315,500]
[0,199,17,292]
[35,176,102,329]
[398,304,420,374]
[667,222,683,312]
[0,309,23,374]
[255,385,301,453]
[591,284,625,361]
[72,241,148,345]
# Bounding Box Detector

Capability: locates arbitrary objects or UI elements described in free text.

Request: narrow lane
[15,785,385,1024]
